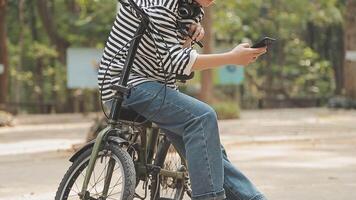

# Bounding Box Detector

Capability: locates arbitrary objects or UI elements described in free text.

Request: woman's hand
[228,43,267,66]
[183,23,205,47]
[189,23,205,42]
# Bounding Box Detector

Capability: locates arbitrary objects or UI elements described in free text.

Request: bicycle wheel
[55,144,136,200]
[150,136,191,200]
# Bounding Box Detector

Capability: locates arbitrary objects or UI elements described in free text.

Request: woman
[98,0,268,199]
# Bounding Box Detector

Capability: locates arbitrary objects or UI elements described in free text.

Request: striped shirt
[98,0,204,101]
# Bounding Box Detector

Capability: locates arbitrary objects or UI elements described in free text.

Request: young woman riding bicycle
[99,0,268,200]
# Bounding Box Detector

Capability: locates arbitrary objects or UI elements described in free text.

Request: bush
[328,96,356,109]
[211,102,240,120]
[0,111,14,127]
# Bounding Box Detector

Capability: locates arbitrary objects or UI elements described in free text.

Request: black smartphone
[251,37,276,48]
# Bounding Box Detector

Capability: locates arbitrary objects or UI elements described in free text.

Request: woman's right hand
[228,43,267,66]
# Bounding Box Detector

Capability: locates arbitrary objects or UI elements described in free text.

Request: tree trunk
[35,58,45,113]
[65,0,80,14]
[29,1,46,113]
[344,0,356,99]
[36,0,75,112]
[199,7,214,103]
[0,0,9,105]
[13,0,25,112]
[333,25,345,95]
[36,0,70,64]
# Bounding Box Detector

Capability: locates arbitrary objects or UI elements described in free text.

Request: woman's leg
[161,131,267,200]
[221,146,267,200]
[122,81,225,200]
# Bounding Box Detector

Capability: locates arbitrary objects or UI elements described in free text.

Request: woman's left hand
[184,23,205,47]
[189,23,205,42]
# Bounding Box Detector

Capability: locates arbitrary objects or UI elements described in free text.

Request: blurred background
[0,0,355,200]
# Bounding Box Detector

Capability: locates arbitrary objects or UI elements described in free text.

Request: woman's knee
[201,103,218,122]
[184,103,218,130]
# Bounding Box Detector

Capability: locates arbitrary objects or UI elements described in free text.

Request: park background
[0,0,355,115]
[0,0,356,200]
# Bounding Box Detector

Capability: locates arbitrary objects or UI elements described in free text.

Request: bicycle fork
[79,126,112,200]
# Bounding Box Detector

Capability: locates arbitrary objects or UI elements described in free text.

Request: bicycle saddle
[119,106,147,123]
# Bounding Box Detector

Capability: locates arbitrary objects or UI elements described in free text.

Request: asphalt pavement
[0,108,355,200]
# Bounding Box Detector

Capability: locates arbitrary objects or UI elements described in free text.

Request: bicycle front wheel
[55,144,136,200]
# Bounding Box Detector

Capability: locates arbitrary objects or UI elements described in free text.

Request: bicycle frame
[78,1,186,199]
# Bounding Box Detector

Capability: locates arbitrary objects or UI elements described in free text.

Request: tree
[344,0,356,99]
[0,0,8,105]
[13,0,25,111]
[212,0,342,106]
[36,0,70,64]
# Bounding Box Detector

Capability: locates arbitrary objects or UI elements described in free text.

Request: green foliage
[213,0,343,104]
[6,0,117,113]
[4,0,346,113]
[53,0,116,47]
[211,102,240,119]
[282,39,334,97]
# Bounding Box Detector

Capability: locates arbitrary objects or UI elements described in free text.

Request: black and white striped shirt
[98,0,204,101]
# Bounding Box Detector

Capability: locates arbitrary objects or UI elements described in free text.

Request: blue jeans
[106,81,267,200]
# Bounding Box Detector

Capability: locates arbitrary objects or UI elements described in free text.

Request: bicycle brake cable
[130,22,180,127]
[100,33,144,120]
[108,1,194,128]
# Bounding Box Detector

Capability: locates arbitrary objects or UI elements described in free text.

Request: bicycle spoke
[107,197,118,200]
[79,170,96,192]
[105,161,124,196]
[92,164,100,195]
[67,193,80,197]
[58,143,136,200]
[107,176,123,197]
[106,191,122,197]
[109,176,123,190]
[89,156,109,192]
[73,181,80,194]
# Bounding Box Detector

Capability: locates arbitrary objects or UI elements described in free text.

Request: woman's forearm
[191,43,267,71]
[192,52,234,71]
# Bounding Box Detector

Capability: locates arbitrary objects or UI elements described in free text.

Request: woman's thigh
[123,81,216,134]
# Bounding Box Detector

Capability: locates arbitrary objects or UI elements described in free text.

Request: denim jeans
[105,81,267,200]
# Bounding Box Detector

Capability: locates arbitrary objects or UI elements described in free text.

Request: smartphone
[251,37,276,48]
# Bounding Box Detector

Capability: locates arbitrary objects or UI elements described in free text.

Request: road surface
[0,109,355,200]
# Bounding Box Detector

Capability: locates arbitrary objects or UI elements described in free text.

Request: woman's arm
[192,43,267,71]
[184,24,268,71]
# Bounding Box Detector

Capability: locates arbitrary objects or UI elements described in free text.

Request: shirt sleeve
[141,2,200,76]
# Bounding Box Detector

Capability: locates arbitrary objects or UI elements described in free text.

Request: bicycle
[55,0,191,199]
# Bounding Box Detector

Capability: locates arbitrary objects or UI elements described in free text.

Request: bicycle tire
[150,136,188,200]
[55,144,136,200]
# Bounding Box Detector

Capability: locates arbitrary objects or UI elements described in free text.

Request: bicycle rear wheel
[55,144,136,200]
[150,136,191,200]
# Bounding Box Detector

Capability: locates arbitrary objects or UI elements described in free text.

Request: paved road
[0,109,355,200]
